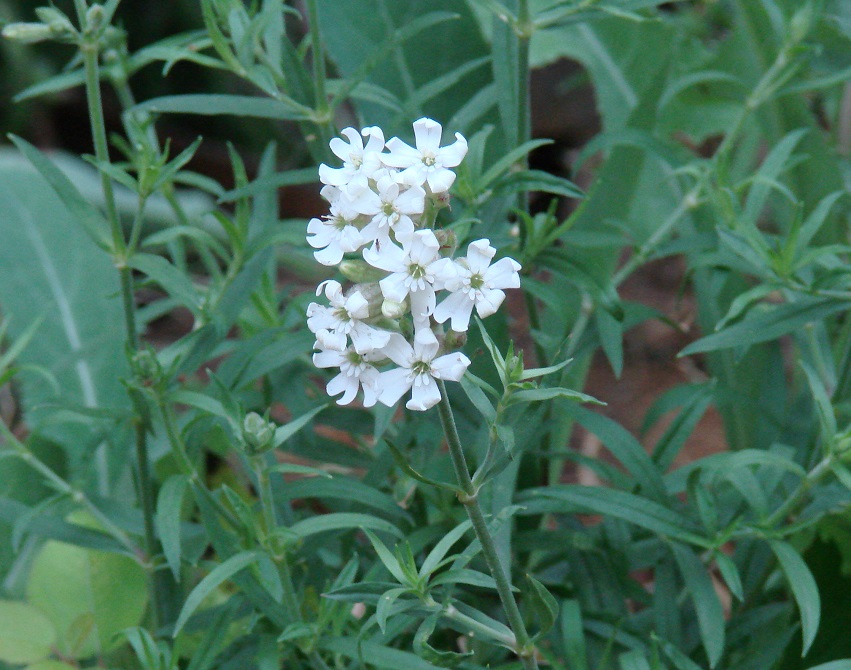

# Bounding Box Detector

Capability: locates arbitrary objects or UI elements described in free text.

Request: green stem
[764,456,834,528]
[304,0,332,150]
[76,2,166,626]
[1,423,141,559]
[436,381,538,669]
[253,457,332,670]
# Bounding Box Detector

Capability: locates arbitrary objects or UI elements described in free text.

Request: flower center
[411,359,431,376]
[382,202,396,217]
[422,152,436,167]
[408,263,427,280]
[350,153,362,168]
[333,307,351,323]
[469,273,484,290]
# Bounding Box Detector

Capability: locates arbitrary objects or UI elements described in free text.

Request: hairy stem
[436,381,538,669]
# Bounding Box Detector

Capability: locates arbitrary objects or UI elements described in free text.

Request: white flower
[363,229,447,328]
[306,280,391,353]
[319,126,385,190]
[306,204,365,266]
[377,330,470,411]
[313,343,380,407]
[433,239,521,332]
[357,180,425,246]
[383,118,468,193]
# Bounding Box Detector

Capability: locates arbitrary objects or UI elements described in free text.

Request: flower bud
[339,259,385,284]
[434,228,457,257]
[443,329,467,351]
[382,298,408,320]
[350,282,383,318]
[130,347,163,386]
[85,4,105,32]
[241,412,276,455]
[2,22,53,43]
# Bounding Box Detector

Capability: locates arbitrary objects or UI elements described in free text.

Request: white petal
[466,239,496,274]
[413,117,442,153]
[345,291,370,319]
[431,352,471,382]
[364,241,406,273]
[433,290,475,332]
[327,371,359,405]
[360,367,380,407]
[430,258,461,291]
[474,287,506,319]
[379,272,410,303]
[377,367,413,407]
[317,329,347,351]
[313,244,344,266]
[413,327,439,361]
[383,138,419,168]
[318,163,351,186]
[438,133,468,168]
[407,376,442,411]
[382,332,414,366]
[425,168,456,194]
[313,349,345,369]
[485,257,522,289]
[350,323,392,354]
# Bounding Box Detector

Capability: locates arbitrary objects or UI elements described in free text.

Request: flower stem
[75,0,165,627]
[436,381,538,669]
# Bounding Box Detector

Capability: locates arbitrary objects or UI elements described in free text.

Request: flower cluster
[307,118,521,411]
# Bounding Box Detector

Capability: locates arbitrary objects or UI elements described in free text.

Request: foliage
[0,0,851,668]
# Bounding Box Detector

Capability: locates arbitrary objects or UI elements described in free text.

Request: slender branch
[436,381,539,669]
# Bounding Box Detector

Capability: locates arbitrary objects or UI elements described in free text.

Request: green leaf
[319,636,446,670]
[0,153,130,475]
[619,650,651,670]
[266,463,332,478]
[560,600,589,670]
[414,614,474,667]
[8,136,112,251]
[0,600,56,664]
[429,568,509,591]
[507,386,604,406]
[26,537,148,657]
[291,514,403,540]
[523,485,708,546]
[385,439,458,492]
[714,551,744,601]
[283,476,407,519]
[173,551,260,637]
[419,520,473,578]
[768,539,821,655]
[806,662,851,670]
[799,360,837,446]
[671,543,725,667]
[129,253,201,313]
[132,94,313,121]
[459,375,496,422]
[679,299,849,356]
[362,529,409,585]
[491,169,584,200]
[272,405,326,447]
[527,575,559,643]
[156,474,189,581]
[478,139,554,190]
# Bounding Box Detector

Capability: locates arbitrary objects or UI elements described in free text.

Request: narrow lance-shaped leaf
[769,539,821,656]
[173,551,260,637]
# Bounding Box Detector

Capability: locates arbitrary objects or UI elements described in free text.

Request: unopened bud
[381,298,407,320]
[130,347,163,385]
[443,329,467,350]
[85,4,105,31]
[789,2,815,44]
[2,22,53,43]
[241,412,276,455]
[351,282,383,317]
[434,228,457,257]
[339,259,385,284]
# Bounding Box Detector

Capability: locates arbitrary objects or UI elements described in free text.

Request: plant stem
[0,422,142,559]
[253,456,331,670]
[304,0,332,148]
[76,1,165,627]
[436,381,538,669]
